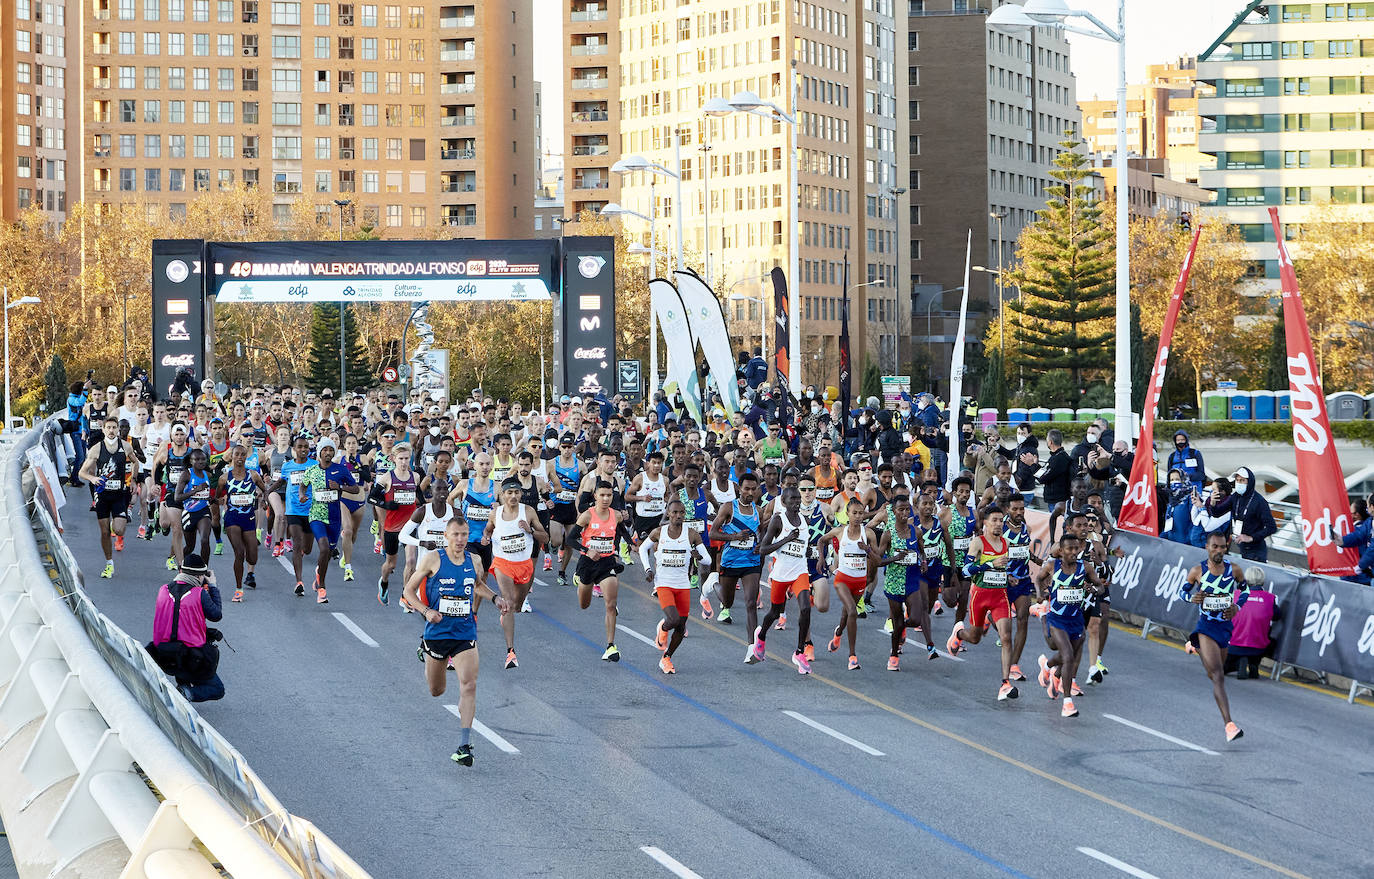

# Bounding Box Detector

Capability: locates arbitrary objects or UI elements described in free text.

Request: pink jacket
[1229,588,1275,651]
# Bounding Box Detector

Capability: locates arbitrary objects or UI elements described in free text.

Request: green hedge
[992,419,1374,445]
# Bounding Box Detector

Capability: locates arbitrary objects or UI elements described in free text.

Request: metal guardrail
[1,419,372,879]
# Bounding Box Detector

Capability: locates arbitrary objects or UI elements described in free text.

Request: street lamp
[882,187,907,375]
[728,275,772,366]
[700,97,734,286]
[603,198,663,391]
[988,210,1008,356]
[4,287,40,427]
[988,0,1132,434]
[708,80,801,397]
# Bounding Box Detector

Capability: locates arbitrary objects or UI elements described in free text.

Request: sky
[532,0,1244,158]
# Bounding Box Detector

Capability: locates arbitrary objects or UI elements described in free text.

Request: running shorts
[1007,577,1035,603]
[182,507,211,533]
[769,573,812,605]
[383,529,402,556]
[551,503,577,527]
[657,585,691,617]
[1045,612,1085,642]
[491,556,534,585]
[632,513,662,537]
[835,571,867,597]
[969,585,1013,626]
[575,553,620,586]
[310,519,341,545]
[1189,617,1233,651]
[719,564,763,579]
[422,638,476,661]
[1083,582,1111,619]
[342,496,365,513]
[466,539,493,571]
[286,514,311,533]
[224,510,256,532]
[94,490,130,521]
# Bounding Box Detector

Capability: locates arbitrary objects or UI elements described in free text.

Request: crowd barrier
[0,419,373,879]
[1108,530,1374,704]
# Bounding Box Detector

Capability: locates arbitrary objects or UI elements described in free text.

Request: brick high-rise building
[3,0,80,221]
[561,0,619,224]
[81,0,533,235]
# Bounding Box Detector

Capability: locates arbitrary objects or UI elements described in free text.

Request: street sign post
[617,359,642,401]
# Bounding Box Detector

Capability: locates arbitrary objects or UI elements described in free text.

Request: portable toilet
[1029,407,1052,423]
[1201,390,1228,422]
[1007,408,1029,426]
[978,408,999,429]
[1327,392,1366,421]
[1277,391,1291,421]
[1097,409,1115,424]
[1366,393,1374,419]
[1228,390,1252,421]
[1051,407,1075,422]
[1076,407,1098,422]
[1252,390,1276,422]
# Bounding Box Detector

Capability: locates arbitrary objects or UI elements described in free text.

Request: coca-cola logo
[161,353,196,367]
[1287,351,1328,454]
[1301,594,1340,656]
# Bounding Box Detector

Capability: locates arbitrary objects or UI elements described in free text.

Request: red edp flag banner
[1269,206,1358,576]
[1117,226,1203,535]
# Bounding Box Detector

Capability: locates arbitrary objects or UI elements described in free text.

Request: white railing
[0,420,372,879]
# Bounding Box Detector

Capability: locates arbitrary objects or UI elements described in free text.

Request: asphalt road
[54,490,1374,879]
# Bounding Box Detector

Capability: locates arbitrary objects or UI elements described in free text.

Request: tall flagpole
[946,231,972,491]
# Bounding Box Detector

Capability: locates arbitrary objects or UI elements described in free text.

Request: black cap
[181,553,209,576]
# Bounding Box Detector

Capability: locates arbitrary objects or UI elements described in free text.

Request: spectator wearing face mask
[1189,477,1234,547]
[1013,424,1039,503]
[1340,497,1372,584]
[1097,440,1135,519]
[962,427,1001,491]
[1167,430,1206,488]
[1162,468,1194,544]
[1229,467,1277,563]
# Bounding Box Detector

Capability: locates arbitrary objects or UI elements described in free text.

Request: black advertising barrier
[151,239,208,398]
[1109,530,1374,691]
[559,236,616,397]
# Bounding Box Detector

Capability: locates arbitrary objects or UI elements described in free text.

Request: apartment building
[906,0,1080,382]
[561,0,620,223]
[82,0,533,235]
[1197,0,1374,289]
[3,0,80,221]
[1080,58,1216,185]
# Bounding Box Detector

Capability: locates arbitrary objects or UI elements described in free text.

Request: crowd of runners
[60,371,1255,766]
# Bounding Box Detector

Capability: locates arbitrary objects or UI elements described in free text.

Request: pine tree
[44,354,68,416]
[982,348,1008,414]
[860,358,882,403]
[305,303,373,393]
[1005,134,1115,395]
[1264,305,1287,390]
[1129,302,1153,415]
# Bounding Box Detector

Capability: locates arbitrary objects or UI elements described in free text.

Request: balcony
[93,8,110,18]
[573,179,609,189]
[440,116,476,127]
[92,44,111,55]
[441,148,477,159]
[571,109,608,122]
[441,182,476,192]
[439,15,475,26]
[571,144,609,156]
[570,77,607,90]
[445,215,478,226]
[439,49,476,61]
[571,44,608,56]
[570,8,607,20]
[92,77,110,88]
[440,82,476,94]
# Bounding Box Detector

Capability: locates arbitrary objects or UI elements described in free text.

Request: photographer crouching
[146,553,225,702]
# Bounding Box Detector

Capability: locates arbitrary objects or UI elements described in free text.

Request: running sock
[460,727,472,747]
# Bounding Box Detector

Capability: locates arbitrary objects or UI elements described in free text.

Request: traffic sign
[1216,380,1237,390]
[617,359,642,400]
[381,366,399,383]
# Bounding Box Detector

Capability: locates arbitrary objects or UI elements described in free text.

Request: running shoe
[400,596,414,614]
[803,642,815,662]
[1185,641,1197,655]
[1069,679,1084,697]
[995,636,1003,648]
[264,533,273,549]
[1061,698,1078,718]
[856,597,868,619]
[316,582,328,604]
[592,584,603,598]
[601,644,620,662]
[100,561,114,579]
[828,632,842,653]
[114,535,125,552]
[294,581,305,597]
[945,621,964,656]
[997,681,1019,701]
[284,539,293,553]
[690,573,699,588]
[659,654,676,674]
[505,649,518,669]
[1225,722,1243,742]
[245,572,257,589]
[848,655,860,671]
[520,597,532,613]
[1095,660,1109,676]
[137,525,147,539]
[1088,665,1104,684]
[926,644,938,660]
[620,541,634,566]
[377,578,390,605]
[1037,654,1051,690]
[1009,663,1026,682]
[543,555,553,571]
[699,593,714,620]
[272,543,285,558]
[213,541,223,556]
[882,618,893,634]
[775,613,787,631]
[166,556,177,571]
[451,744,474,767]
[887,655,900,672]
[655,623,668,652]
[557,573,568,587]
[1029,600,1049,618]
[447,657,455,670]
[141,525,154,540]
[792,651,812,675]
[256,527,264,541]
[232,588,243,603]
[373,537,382,554]
[745,628,765,664]
[931,598,945,616]
[343,564,354,582]
[718,607,732,624]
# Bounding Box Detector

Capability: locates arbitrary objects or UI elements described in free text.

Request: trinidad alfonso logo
[578,256,606,279]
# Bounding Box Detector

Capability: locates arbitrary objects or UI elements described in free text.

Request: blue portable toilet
[1007,408,1029,426]
[1029,407,1052,423]
[1228,390,1252,421]
[1277,391,1291,421]
[1252,390,1276,421]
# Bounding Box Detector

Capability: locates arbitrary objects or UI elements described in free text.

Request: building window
[1225,78,1264,97]
[1239,42,1273,60]
[270,0,298,23]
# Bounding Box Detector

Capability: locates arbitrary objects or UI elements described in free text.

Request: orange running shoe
[997,681,1019,701]
[114,535,125,552]
[1225,722,1243,742]
[698,593,714,620]
[848,655,860,671]
[1061,698,1078,718]
[659,654,676,674]
[1037,654,1051,690]
[945,621,964,656]
[887,655,900,672]
[828,633,842,653]
[1009,663,1026,682]
[804,643,815,662]
[655,623,668,652]
[1070,679,1084,697]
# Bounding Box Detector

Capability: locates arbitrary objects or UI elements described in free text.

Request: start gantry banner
[207,239,559,303]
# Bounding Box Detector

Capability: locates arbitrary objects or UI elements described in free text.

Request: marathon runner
[950,505,1019,701]
[641,498,712,674]
[302,437,362,603]
[752,487,815,673]
[1181,531,1249,742]
[568,480,629,661]
[78,415,134,579]
[1033,530,1107,717]
[218,444,266,601]
[482,477,548,670]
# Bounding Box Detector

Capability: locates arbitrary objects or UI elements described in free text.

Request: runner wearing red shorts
[640,498,711,674]
[948,505,1020,700]
[819,496,878,670]
[754,487,815,674]
[482,478,549,670]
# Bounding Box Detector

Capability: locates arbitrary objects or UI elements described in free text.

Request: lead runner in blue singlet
[403,517,508,767]
[1181,531,1250,744]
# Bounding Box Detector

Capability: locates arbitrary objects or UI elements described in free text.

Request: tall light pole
[4,287,41,425]
[602,199,659,391]
[700,97,733,288]
[727,275,771,366]
[882,187,907,376]
[333,198,352,394]
[989,211,1008,355]
[989,0,1130,433]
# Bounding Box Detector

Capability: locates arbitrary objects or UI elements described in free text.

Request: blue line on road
[532,609,1032,879]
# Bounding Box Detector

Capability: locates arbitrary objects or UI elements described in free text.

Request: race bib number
[842,551,866,570]
[230,493,254,506]
[1202,594,1231,613]
[466,505,490,522]
[438,596,471,617]
[588,536,615,555]
[782,539,807,558]
[499,532,529,555]
[644,498,666,515]
[952,537,972,552]
[924,545,941,560]
[557,490,575,503]
[981,569,1008,587]
[902,551,922,566]
[686,519,705,532]
[661,549,688,568]
[193,488,211,500]
[394,490,417,505]
[271,470,282,482]
[315,489,338,503]
[1057,587,1086,604]
[1008,545,1030,561]
[816,488,834,500]
[424,534,448,549]
[289,472,304,485]
[733,534,756,550]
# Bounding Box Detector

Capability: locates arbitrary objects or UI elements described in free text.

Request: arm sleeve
[695,541,712,565]
[398,516,421,546]
[638,538,655,569]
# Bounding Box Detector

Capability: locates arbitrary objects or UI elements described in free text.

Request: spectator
[146,554,225,702]
[1013,423,1039,503]
[1041,428,1073,540]
[962,427,1002,491]
[875,408,905,462]
[1091,417,1115,453]
[1069,424,1105,476]
[1340,497,1372,584]
[1226,569,1279,679]
[1167,430,1206,488]
[1162,468,1194,544]
[1229,467,1278,563]
[742,347,769,390]
[1190,477,1234,547]
[1100,439,1135,519]
[913,392,942,430]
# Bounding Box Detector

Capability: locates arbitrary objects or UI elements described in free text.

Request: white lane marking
[443,706,521,754]
[616,623,661,649]
[277,553,295,577]
[870,626,965,661]
[1102,714,1220,756]
[781,710,885,756]
[331,612,379,648]
[1076,847,1162,879]
[639,846,703,879]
